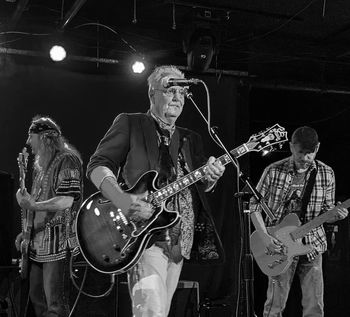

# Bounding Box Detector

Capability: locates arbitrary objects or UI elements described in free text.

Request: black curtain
[178,76,251,307]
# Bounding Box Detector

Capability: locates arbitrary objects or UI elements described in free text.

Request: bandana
[28,121,61,136]
[150,111,176,137]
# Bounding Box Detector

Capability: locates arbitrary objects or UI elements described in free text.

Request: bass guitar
[17,147,33,279]
[76,124,288,274]
[250,199,350,276]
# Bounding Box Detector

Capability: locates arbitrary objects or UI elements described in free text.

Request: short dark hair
[291,126,319,152]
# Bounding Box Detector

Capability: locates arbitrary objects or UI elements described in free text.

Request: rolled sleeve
[90,166,117,189]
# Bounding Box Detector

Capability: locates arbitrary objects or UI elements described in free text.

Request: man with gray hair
[87,65,225,316]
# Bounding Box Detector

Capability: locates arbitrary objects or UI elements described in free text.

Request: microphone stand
[185,88,276,220]
[234,191,256,317]
[185,87,276,317]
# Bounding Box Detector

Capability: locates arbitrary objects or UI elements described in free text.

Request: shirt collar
[287,156,317,174]
[149,110,176,137]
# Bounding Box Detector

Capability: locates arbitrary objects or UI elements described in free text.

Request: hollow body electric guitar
[17,147,32,279]
[250,199,350,276]
[76,124,288,274]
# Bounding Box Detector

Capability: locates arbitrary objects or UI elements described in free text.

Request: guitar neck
[19,177,26,194]
[291,198,350,240]
[291,211,334,240]
[151,143,250,203]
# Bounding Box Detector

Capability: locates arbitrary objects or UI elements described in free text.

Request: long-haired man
[16,116,83,316]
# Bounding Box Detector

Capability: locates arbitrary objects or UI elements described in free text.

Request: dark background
[1,0,350,316]
[0,64,349,317]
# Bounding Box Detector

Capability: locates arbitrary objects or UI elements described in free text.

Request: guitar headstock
[17,147,29,190]
[246,124,288,153]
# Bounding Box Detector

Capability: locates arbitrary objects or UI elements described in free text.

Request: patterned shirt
[29,151,83,262]
[155,151,195,262]
[250,156,335,260]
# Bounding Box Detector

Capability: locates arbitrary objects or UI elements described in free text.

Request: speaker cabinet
[169,280,199,317]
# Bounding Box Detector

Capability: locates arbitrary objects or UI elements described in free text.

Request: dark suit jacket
[87,112,225,264]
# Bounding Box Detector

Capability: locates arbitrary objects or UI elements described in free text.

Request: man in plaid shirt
[250,126,348,317]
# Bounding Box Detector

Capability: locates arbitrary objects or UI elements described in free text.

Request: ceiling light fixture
[49,45,67,62]
[132,60,145,73]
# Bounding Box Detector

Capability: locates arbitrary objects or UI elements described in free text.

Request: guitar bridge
[267,256,287,269]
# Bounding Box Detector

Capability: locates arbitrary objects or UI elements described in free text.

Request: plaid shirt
[250,156,335,261]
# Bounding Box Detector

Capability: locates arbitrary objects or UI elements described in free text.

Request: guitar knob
[116,226,124,233]
[113,244,121,252]
[102,254,110,262]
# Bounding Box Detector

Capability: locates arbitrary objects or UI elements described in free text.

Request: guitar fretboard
[291,199,350,240]
[150,143,253,204]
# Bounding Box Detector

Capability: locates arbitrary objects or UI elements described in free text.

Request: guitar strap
[299,161,318,224]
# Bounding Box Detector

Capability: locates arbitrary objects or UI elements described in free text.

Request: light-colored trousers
[263,255,324,317]
[128,245,183,317]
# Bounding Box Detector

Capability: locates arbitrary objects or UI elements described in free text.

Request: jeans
[128,245,183,317]
[28,258,70,317]
[263,255,324,317]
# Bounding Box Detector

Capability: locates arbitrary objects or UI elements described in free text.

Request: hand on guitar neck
[16,188,36,210]
[327,201,349,223]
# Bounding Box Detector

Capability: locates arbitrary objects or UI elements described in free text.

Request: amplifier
[169,280,200,317]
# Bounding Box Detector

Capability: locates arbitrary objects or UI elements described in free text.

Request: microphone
[161,77,201,88]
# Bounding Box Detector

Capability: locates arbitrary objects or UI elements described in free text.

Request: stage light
[132,60,145,73]
[49,45,67,62]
